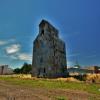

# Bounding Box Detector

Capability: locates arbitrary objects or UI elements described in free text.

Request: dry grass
[84,74,100,83]
[56,77,80,82]
[1,74,100,83]
[0,74,32,78]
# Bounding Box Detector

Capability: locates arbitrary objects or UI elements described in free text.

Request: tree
[13,68,21,74]
[13,63,32,74]
[20,63,32,74]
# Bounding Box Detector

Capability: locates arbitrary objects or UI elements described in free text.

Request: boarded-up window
[40,57,43,63]
[41,41,45,48]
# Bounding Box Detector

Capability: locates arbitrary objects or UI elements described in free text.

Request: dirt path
[0,81,99,100]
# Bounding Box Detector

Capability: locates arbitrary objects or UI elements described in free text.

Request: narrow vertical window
[41,30,44,35]
[44,67,46,73]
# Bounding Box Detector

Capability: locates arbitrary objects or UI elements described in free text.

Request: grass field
[0,76,100,100]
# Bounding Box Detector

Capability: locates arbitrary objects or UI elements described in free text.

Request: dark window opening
[41,30,44,35]
[43,67,46,77]
[54,51,55,56]
[44,67,46,73]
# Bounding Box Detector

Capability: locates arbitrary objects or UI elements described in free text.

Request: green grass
[0,77,100,95]
[55,96,67,100]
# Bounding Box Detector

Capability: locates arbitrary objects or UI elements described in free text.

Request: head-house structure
[32,20,67,78]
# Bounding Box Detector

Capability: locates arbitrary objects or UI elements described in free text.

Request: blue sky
[0,0,100,68]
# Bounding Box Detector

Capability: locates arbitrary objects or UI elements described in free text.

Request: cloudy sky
[0,0,100,68]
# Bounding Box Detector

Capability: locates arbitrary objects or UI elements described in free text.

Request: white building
[0,65,13,75]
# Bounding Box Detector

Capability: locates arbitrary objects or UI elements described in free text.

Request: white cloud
[9,53,32,62]
[68,53,80,58]
[6,44,20,54]
[17,53,32,61]
[4,42,32,61]
[0,38,16,46]
[0,40,7,45]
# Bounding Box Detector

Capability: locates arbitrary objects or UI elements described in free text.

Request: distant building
[68,66,100,75]
[74,61,81,68]
[0,65,13,75]
[84,66,100,74]
[32,20,67,78]
[68,67,92,75]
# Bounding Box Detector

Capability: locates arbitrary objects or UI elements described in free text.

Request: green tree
[21,63,32,74]
[13,68,21,74]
